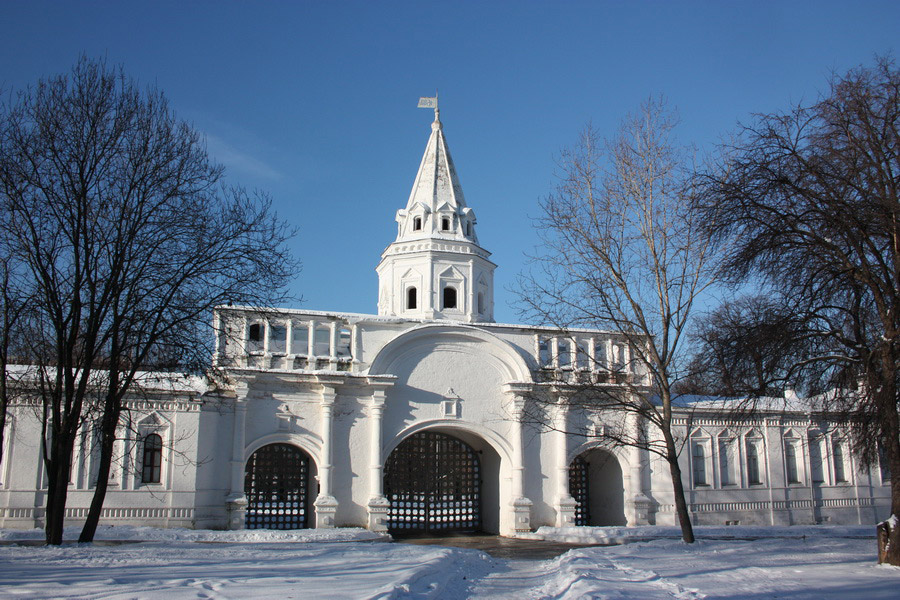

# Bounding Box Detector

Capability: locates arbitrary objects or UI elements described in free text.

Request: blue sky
[1,1,897,324]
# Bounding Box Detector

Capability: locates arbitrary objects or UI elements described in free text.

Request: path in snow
[0,526,897,599]
[470,553,705,600]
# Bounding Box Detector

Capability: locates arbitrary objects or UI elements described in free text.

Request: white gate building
[0,108,891,534]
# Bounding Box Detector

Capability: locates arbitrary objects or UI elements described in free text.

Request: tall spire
[406,95,467,216]
[375,102,496,323]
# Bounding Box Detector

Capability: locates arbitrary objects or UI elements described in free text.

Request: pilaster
[366,388,391,532]
[507,391,533,534]
[625,407,652,525]
[314,385,339,527]
[554,396,577,527]
[225,382,249,530]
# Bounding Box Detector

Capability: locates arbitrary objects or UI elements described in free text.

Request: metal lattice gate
[384,431,481,534]
[244,443,310,530]
[569,454,590,526]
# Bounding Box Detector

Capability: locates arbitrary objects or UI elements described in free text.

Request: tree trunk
[874,349,900,565]
[44,436,74,545]
[879,403,900,565]
[0,393,6,469]
[665,435,695,543]
[79,405,121,543]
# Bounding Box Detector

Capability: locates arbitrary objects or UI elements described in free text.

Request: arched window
[465,222,470,236]
[746,438,762,485]
[441,217,450,231]
[142,434,163,484]
[809,436,825,483]
[413,217,422,231]
[407,287,417,310]
[477,292,484,314]
[785,441,801,484]
[692,442,707,486]
[718,434,736,486]
[833,440,847,483]
[442,286,457,310]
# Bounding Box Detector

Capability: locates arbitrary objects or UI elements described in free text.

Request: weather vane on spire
[417,91,439,122]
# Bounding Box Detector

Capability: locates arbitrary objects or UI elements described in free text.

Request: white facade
[0,110,891,534]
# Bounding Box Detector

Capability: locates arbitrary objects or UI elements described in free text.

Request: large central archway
[244,443,311,530]
[384,430,482,535]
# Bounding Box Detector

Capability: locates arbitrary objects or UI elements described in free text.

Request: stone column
[625,407,652,525]
[366,389,390,532]
[314,385,339,527]
[328,321,338,369]
[285,319,293,356]
[307,321,316,359]
[555,396,577,527]
[225,383,249,530]
[508,392,533,534]
[350,323,361,372]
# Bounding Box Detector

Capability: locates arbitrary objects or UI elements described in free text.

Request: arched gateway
[384,431,481,534]
[244,443,312,529]
[569,448,626,526]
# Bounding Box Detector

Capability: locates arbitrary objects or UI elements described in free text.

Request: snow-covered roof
[3,364,208,395]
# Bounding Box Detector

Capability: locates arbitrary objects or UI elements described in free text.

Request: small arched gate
[384,431,481,534]
[569,448,627,526]
[244,443,311,529]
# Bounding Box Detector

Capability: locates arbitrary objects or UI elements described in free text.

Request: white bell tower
[376,98,496,323]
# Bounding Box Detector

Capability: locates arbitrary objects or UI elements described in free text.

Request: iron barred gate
[569,454,590,526]
[384,431,481,534]
[244,443,311,529]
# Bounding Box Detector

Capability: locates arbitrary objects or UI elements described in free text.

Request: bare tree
[696,57,900,564]
[0,255,31,467]
[519,98,719,543]
[678,295,812,399]
[0,57,297,545]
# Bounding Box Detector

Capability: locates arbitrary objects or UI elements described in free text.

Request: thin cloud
[205,133,282,181]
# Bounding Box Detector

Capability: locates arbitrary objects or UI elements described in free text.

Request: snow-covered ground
[0,526,896,599]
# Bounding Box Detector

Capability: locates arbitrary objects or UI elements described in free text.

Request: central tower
[376,102,496,322]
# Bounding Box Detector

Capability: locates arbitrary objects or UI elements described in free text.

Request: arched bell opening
[569,447,626,526]
[384,429,500,536]
[244,443,314,530]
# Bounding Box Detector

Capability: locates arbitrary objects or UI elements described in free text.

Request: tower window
[441,217,450,231]
[442,287,457,310]
[413,217,422,231]
[465,222,470,236]
[407,287,417,310]
[477,292,484,314]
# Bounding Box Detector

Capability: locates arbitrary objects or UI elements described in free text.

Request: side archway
[569,447,626,526]
[244,443,313,529]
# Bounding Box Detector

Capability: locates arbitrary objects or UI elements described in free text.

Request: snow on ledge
[523,525,877,544]
[0,525,390,543]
